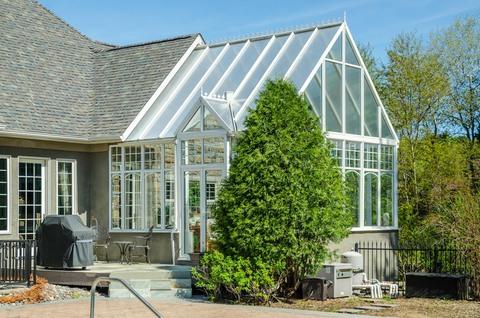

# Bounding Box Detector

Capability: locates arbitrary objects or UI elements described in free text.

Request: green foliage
[212,79,351,295]
[192,250,275,303]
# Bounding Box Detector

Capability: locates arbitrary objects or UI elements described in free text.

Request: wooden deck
[36,262,192,288]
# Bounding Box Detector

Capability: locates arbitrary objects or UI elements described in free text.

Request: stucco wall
[329,230,399,260]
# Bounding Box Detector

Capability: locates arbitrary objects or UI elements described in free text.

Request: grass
[270,296,480,318]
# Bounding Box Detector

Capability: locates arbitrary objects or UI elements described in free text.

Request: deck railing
[355,241,474,286]
[0,240,36,287]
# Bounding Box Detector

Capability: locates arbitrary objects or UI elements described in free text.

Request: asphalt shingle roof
[0,0,198,141]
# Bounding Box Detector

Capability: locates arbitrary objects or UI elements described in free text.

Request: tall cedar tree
[212,79,351,292]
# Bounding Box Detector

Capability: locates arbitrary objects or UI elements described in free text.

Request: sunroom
[110,20,398,260]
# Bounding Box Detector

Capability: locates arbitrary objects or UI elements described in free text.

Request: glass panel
[235,35,288,103]
[184,107,202,132]
[330,139,343,166]
[345,142,360,168]
[345,36,359,65]
[364,144,378,169]
[164,144,175,169]
[205,170,222,251]
[204,137,225,164]
[202,43,244,95]
[289,26,339,88]
[326,35,342,61]
[325,61,342,132]
[184,171,201,254]
[0,158,7,231]
[381,173,393,226]
[146,173,161,228]
[165,170,175,228]
[214,39,268,96]
[382,112,395,139]
[18,162,43,239]
[381,146,394,170]
[181,139,202,165]
[57,161,73,215]
[364,172,378,226]
[204,107,223,130]
[345,170,360,227]
[345,66,361,135]
[111,147,122,172]
[305,66,322,117]
[364,77,379,136]
[124,146,141,171]
[268,31,312,82]
[125,173,142,229]
[144,145,162,170]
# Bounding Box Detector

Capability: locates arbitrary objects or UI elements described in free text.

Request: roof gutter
[0,130,121,144]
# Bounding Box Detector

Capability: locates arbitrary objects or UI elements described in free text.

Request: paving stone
[354,305,385,311]
[371,303,399,308]
[336,308,365,314]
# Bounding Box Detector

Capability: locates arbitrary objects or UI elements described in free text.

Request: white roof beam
[159,44,231,137]
[139,46,211,139]
[235,32,296,121]
[121,35,204,141]
[284,28,318,80]
[209,40,251,97]
[298,25,344,94]
[232,36,276,100]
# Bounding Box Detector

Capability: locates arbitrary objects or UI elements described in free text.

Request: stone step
[370,303,399,308]
[110,278,191,290]
[109,270,191,280]
[354,305,385,311]
[109,288,192,299]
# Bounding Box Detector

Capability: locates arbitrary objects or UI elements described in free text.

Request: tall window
[110,143,175,230]
[57,161,74,215]
[0,158,8,232]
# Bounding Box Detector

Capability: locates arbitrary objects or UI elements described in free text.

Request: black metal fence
[0,240,36,286]
[355,241,472,285]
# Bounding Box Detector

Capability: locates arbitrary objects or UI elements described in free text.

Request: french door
[18,160,46,239]
[182,169,224,255]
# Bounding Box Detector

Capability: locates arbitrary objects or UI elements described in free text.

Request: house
[0,0,398,263]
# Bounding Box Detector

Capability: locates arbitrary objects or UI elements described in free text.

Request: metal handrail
[90,277,163,318]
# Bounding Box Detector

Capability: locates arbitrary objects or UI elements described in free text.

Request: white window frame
[0,155,10,234]
[56,159,77,215]
[108,142,177,233]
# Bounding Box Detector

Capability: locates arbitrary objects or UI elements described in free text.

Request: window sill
[350,226,398,233]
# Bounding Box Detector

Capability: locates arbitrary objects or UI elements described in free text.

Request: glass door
[18,160,45,239]
[183,169,223,255]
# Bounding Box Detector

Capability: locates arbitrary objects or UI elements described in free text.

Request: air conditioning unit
[317,263,353,298]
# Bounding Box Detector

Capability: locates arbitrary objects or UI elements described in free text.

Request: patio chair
[128,226,154,263]
[352,273,399,298]
[91,218,111,262]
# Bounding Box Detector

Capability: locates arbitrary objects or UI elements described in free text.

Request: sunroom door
[183,168,223,255]
[18,160,46,239]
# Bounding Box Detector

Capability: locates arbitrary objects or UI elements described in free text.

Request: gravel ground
[0,283,93,308]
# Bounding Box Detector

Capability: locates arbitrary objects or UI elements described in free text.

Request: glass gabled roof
[126,22,342,140]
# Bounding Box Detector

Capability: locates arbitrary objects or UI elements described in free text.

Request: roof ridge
[32,0,103,46]
[101,34,201,52]
[208,19,343,46]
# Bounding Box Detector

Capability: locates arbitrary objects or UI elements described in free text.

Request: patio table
[113,241,133,264]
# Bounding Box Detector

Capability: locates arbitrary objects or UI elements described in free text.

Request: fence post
[432,247,438,273]
[354,242,359,252]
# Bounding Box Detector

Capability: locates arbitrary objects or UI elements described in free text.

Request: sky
[39,0,480,62]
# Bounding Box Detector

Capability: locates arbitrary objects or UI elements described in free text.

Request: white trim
[55,159,77,215]
[122,35,205,141]
[326,132,397,146]
[159,44,231,138]
[0,131,120,144]
[0,156,11,234]
[351,226,398,233]
[235,32,296,121]
[299,24,344,94]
